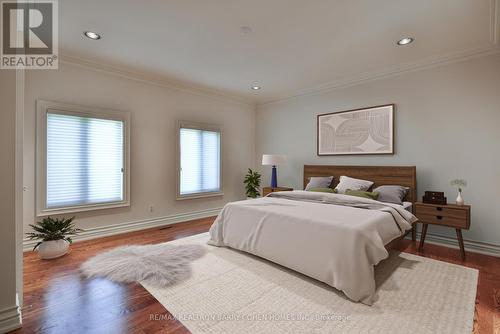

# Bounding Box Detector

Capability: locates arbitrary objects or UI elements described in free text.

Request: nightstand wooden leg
[456,228,465,260]
[419,224,428,251]
[411,226,416,241]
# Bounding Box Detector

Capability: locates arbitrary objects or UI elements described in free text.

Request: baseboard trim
[0,303,21,333]
[409,231,500,257]
[23,207,222,252]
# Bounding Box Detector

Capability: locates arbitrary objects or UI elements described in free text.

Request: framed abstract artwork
[317,104,394,156]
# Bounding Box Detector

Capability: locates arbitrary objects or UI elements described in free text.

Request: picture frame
[317,104,394,156]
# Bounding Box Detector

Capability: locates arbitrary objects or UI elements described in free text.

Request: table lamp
[261,154,287,188]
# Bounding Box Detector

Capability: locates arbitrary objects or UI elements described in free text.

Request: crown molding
[258,45,500,107]
[59,53,254,108]
[60,1,500,109]
[258,2,500,106]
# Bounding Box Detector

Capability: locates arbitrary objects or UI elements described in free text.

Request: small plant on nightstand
[244,168,261,199]
[450,179,467,205]
[26,216,83,259]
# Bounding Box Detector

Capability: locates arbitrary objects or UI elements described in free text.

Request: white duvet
[208,190,417,304]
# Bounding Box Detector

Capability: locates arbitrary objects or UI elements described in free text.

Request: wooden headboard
[303,165,417,203]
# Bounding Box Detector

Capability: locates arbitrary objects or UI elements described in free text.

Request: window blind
[46,112,124,208]
[180,127,221,196]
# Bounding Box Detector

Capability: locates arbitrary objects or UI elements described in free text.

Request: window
[177,121,222,199]
[37,100,130,215]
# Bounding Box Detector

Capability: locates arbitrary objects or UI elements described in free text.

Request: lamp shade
[262,154,287,166]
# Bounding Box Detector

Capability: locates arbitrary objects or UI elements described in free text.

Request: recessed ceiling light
[84,31,101,40]
[397,37,414,46]
[251,86,261,90]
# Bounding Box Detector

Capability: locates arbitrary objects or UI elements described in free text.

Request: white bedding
[403,201,413,211]
[208,190,417,304]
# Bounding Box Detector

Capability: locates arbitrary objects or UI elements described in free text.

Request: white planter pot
[38,240,69,260]
[456,191,464,206]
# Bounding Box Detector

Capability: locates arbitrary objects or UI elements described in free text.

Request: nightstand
[262,187,293,197]
[415,202,471,259]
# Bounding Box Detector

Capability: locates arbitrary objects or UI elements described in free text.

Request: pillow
[304,176,334,191]
[307,187,336,193]
[345,189,379,200]
[334,176,373,194]
[373,185,409,205]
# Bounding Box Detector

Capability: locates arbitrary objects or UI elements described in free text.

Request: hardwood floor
[12,217,500,334]
[13,218,213,334]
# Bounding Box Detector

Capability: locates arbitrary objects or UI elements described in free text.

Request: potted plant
[244,168,261,199]
[26,216,83,259]
[450,179,467,205]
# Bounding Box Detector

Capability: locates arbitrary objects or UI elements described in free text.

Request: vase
[456,191,464,206]
[38,240,69,259]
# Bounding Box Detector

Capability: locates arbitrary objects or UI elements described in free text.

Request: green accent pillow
[307,187,336,193]
[345,189,379,200]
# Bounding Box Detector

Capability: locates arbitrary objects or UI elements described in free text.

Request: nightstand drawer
[416,201,471,259]
[417,213,468,228]
[415,205,467,220]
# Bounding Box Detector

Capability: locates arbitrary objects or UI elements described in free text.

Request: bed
[208,165,418,305]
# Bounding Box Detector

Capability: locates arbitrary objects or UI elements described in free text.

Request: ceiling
[60,0,500,104]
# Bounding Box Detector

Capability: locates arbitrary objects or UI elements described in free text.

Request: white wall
[24,62,255,234]
[0,70,21,332]
[256,53,500,247]
[21,53,500,251]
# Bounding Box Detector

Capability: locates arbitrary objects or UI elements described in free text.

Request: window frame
[36,100,131,216]
[176,120,223,200]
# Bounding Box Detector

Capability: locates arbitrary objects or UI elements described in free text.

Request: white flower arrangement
[450,179,467,193]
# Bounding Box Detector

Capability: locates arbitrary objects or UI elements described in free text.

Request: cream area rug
[142,233,478,334]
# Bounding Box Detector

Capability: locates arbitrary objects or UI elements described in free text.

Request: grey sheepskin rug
[80,243,206,287]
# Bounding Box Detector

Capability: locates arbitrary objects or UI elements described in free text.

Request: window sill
[37,201,130,217]
[176,192,224,201]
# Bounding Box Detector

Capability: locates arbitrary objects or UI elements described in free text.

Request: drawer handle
[436,207,443,211]
[436,216,443,220]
